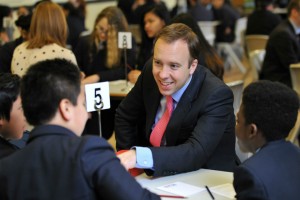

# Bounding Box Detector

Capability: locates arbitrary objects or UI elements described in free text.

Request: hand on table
[117,149,137,171]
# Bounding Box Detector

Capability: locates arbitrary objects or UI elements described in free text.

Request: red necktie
[150,96,173,147]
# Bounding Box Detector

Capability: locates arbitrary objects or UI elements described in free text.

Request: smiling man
[115,23,236,177]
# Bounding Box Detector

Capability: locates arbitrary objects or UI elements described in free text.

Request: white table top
[136,169,235,200]
[109,80,134,98]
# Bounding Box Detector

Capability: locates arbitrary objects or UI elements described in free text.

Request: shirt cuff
[133,146,154,169]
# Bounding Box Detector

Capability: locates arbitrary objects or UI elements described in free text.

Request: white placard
[118,32,132,49]
[85,82,110,112]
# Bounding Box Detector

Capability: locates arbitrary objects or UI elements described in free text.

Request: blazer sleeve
[233,165,268,200]
[81,137,160,200]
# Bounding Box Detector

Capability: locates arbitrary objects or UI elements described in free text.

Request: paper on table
[157,181,205,197]
[210,183,236,199]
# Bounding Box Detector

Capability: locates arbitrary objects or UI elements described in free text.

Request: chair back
[234,17,247,46]
[226,80,244,115]
[287,110,300,146]
[290,63,300,96]
[248,49,265,81]
[245,35,269,53]
[198,21,219,46]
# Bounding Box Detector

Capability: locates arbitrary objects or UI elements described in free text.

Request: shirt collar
[172,75,192,103]
[289,18,300,35]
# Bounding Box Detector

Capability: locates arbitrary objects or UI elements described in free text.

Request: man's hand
[128,70,141,84]
[117,149,137,170]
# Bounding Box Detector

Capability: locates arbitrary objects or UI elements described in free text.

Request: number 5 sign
[85,82,110,112]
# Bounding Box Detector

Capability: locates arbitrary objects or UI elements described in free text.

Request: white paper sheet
[210,183,236,199]
[157,181,205,197]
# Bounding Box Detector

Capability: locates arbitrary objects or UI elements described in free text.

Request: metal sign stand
[94,99,104,137]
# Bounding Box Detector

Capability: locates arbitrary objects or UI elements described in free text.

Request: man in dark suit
[234,80,300,200]
[260,0,300,87]
[0,73,26,159]
[0,59,159,200]
[115,23,236,177]
[246,0,281,36]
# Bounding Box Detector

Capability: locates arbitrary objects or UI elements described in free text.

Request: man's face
[0,95,26,139]
[235,104,252,153]
[152,38,197,96]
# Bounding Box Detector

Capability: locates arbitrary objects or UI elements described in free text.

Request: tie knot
[166,96,173,111]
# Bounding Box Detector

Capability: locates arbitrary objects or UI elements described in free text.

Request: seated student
[0,59,159,200]
[0,73,26,158]
[234,80,300,200]
[115,23,236,177]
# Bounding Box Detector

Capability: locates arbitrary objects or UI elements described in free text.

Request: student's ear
[58,99,73,121]
[248,123,258,139]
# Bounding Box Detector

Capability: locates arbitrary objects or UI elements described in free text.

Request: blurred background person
[62,0,87,50]
[137,4,170,68]
[260,0,300,88]
[246,0,281,36]
[128,4,170,83]
[0,14,32,73]
[188,0,214,21]
[212,0,240,43]
[0,5,13,46]
[11,1,77,77]
[74,6,137,139]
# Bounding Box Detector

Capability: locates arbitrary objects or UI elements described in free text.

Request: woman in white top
[11,1,77,77]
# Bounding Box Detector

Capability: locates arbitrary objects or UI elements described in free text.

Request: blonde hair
[27,1,67,49]
[92,6,128,68]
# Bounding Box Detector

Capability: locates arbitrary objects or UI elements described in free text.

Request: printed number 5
[94,88,102,108]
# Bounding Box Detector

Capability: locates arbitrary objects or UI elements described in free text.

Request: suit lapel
[165,66,207,146]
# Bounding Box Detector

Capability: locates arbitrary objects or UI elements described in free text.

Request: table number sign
[85,82,110,112]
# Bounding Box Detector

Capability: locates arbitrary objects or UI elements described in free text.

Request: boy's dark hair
[242,80,299,141]
[21,59,81,126]
[0,73,20,121]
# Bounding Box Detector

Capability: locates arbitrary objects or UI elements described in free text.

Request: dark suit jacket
[115,61,236,177]
[233,140,300,200]
[0,137,19,159]
[0,125,159,200]
[260,20,300,87]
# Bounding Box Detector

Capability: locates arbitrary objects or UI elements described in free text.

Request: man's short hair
[242,80,299,141]
[287,0,300,16]
[21,59,81,126]
[154,23,200,64]
[0,73,20,121]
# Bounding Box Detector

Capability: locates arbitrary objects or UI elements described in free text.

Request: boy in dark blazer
[234,80,300,200]
[0,73,26,158]
[0,59,159,200]
[115,23,236,177]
